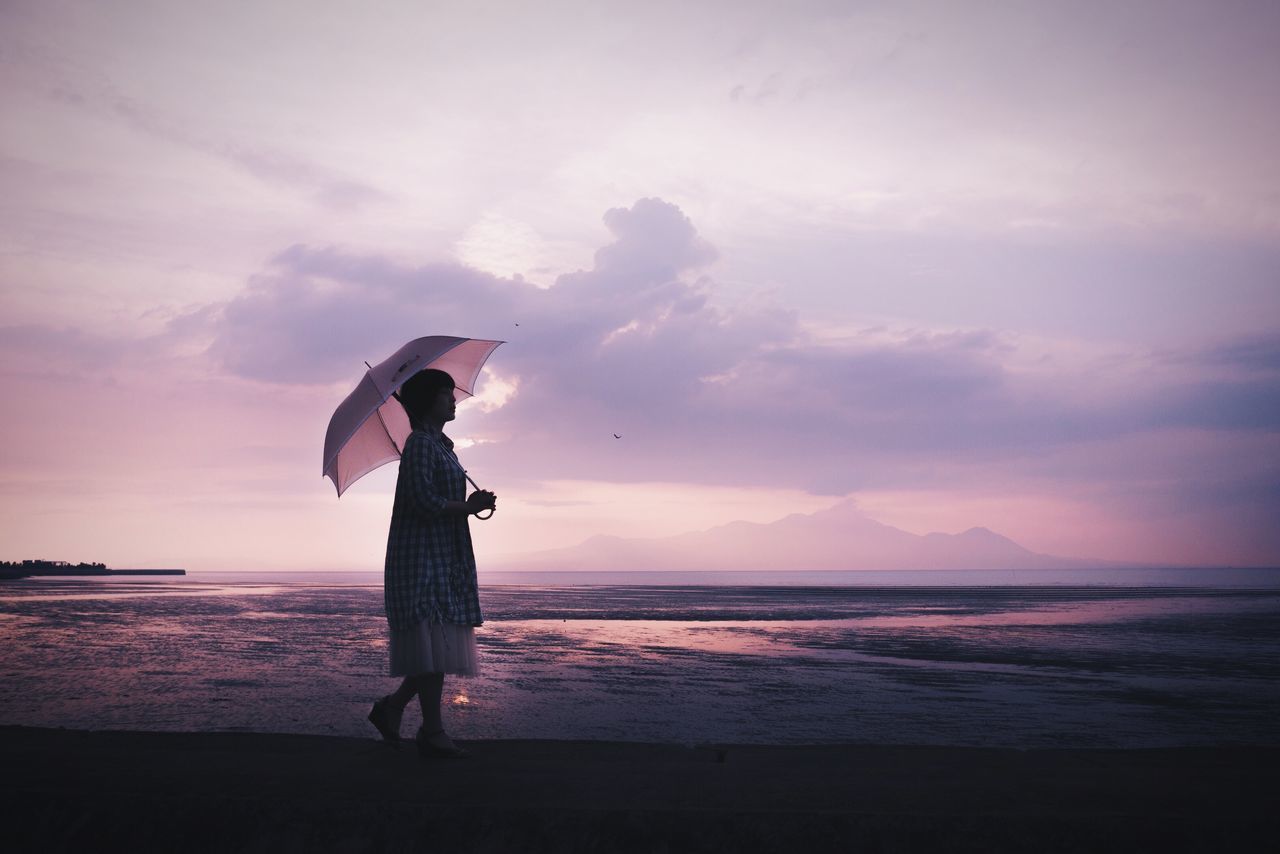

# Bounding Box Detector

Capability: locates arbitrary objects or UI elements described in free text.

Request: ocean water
[2,569,1278,748]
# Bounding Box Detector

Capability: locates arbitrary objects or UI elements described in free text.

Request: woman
[367,368,496,758]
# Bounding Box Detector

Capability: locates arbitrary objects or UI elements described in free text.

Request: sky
[1,0,1278,571]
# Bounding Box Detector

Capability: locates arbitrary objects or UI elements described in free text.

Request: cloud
[1150,378,1280,432]
[200,197,736,387]
[1173,333,1280,376]
[0,324,131,374]
[202,251,511,385]
[0,322,186,383]
[51,73,387,212]
[594,198,718,281]
[1141,334,1280,431]
[3,197,1277,563]
[191,198,1280,509]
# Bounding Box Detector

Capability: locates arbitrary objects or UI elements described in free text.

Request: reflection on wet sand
[1,580,1277,747]
[0,580,293,603]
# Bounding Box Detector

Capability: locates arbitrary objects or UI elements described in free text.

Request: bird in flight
[613,433,622,439]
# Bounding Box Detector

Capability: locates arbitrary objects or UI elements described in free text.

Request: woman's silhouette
[367,368,496,758]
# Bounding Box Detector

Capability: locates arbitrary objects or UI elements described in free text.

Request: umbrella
[323,336,503,497]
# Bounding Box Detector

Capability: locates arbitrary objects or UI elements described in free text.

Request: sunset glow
[1,1,1277,570]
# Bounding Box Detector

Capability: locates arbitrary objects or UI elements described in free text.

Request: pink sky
[1,0,1278,571]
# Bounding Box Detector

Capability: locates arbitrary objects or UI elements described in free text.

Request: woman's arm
[402,435,447,517]
[403,436,495,517]
[440,493,494,516]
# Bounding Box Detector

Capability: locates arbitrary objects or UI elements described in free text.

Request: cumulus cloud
[200,197,739,387]
[203,250,510,385]
[3,197,1276,561]
[190,198,1280,506]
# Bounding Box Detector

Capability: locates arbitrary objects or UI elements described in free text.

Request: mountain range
[490,499,1111,571]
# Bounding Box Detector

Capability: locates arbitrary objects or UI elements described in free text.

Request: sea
[2,568,1279,748]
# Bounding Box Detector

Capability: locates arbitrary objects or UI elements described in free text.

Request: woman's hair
[397,368,455,422]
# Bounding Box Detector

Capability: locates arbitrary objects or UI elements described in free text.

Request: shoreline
[3,725,1277,852]
[0,569,186,580]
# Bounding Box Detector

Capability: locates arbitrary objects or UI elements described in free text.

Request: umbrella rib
[326,337,504,494]
[374,404,402,456]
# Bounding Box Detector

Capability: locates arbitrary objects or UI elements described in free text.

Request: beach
[3,575,1279,747]
[3,725,1277,852]
[4,573,1279,850]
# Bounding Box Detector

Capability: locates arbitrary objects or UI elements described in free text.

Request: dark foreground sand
[2,726,1277,853]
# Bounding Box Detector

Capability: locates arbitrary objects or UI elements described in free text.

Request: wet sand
[2,726,1276,852]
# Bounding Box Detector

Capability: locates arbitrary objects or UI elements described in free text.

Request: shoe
[367,696,402,744]
[416,728,470,760]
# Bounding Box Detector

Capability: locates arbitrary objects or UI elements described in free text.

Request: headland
[0,559,185,579]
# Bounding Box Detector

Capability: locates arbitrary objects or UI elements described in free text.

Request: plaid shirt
[383,429,482,630]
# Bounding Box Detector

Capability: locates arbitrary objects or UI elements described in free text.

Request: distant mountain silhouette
[491,499,1113,571]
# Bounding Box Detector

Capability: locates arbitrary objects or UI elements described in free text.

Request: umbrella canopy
[323,336,503,496]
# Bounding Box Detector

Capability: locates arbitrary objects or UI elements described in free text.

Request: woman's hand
[465,490,497,515]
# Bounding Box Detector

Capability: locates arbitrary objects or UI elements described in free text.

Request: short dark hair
[397,369,455,421]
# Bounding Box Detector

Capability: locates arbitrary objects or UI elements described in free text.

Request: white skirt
[388,621,479,677]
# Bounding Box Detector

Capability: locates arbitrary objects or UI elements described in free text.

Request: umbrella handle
[464,472,495,520]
